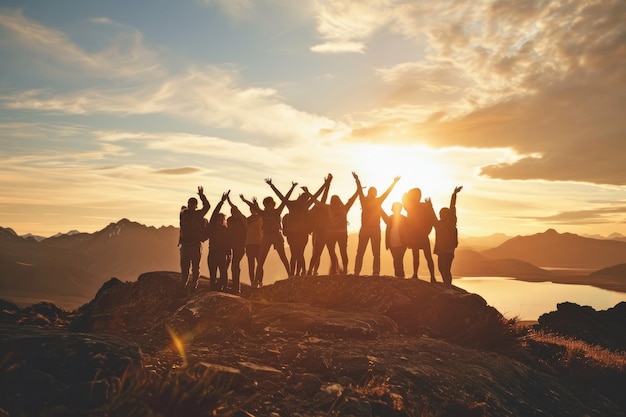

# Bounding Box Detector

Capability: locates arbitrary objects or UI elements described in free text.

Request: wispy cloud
[0,8,163,80]
[310,0,397,54]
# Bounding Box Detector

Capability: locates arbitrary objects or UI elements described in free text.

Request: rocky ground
[1,271,625,416]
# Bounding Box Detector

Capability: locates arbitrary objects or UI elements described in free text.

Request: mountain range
[1,220,625,309]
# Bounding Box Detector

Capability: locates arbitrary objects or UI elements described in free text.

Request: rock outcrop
[1,272,625,417]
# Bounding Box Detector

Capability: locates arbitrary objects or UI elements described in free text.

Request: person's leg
[423,239,436,283]
[246,244,259,287]
[353,228,369,275]
[325,234,338,275]
[308,232,324,275]
[371,229,381,276]
[274,241,291,276]
[208,252,219,290]
[286,233,296,276]
[180,246,190,286]
[438,252,454,288]
[338,232,349,274]
[411,247,420,278]
[189,244,202,289]
[294,232,308,275]
[390,246,405,278]
[256,240,271,286]
[218,254,230,291]
[231,246,244,294]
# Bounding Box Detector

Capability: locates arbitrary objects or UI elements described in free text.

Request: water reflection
[454,277,626,321]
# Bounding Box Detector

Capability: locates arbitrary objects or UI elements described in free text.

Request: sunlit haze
[1,0,625,238]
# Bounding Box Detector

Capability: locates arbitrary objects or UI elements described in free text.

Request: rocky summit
[1,272,625,417]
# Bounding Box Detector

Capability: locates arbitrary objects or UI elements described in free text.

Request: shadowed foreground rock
[537,301,626,351]
[1,271,624,417]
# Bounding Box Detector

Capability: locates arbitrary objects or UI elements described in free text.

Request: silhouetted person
[241,196,263,288]
[403,188,437,282]
[208,191,231,292]
[353,172,400,276]
[179,186,210,290]
[327,189,359,274]
[266,178,310,276]
[226,195,247,295]
[434,186,463,289]
[241,181,296,286]
[381,202,409,278]
[301,175,334,275]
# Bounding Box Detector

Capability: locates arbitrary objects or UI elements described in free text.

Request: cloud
[154,167,202,175]
[531,206,626,225]
[310,0,397,54]
[0,8,163,80]
[335,0,626,186]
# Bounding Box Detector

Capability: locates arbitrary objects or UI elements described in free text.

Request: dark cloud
[154,167,201,175]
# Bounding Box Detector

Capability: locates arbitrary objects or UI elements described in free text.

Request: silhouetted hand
[301,186,310,194]
[352,172,359,181]
[454,186,463,194]
[425,197,432,206]
[265,178,272,185]
[291,181,298,188]
[326,173,333,182]
[239,194,246,201]
[252,197,258,205]
[221,190,230,202]
[393,176,401,183]
[197,186,204,196]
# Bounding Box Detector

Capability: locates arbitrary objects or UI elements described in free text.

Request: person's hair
[330,195,343,207]
[367,187,377,197]
[440,207,450,220]
[392,202,402,213]
[263,196,275,207]
[187,197,198,206]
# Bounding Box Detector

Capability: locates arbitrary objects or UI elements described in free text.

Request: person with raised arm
[352,172,401,276]
[240,196,263,289]
[381,202,410,278]
[207,191,231,292]
[300,174,334,275]
[226,194,248,295]
[240,180,296,286]
[433,186,463,290]
[179,186,210,291]
[402,188,438,282]
[326,185,360,275]
[266,177,329,276]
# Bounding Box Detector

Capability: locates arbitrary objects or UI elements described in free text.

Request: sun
[351,143,457,206]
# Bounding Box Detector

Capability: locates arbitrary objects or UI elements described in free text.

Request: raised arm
[240,194,262,215]
[352,172,365,201]
[210,191,229,223]
[276,182,298,213]
[319,174,332,204]
[227,194,243,217]
[378,176,401,203]
[304,174,333,208]
[450,186,463,210]
[198,186,211,217]
[265,178,289,203]
[344,188,360,211]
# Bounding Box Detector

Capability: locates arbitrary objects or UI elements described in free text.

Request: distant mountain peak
[543,228,559,235]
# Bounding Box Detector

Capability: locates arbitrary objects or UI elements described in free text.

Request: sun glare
[352,144,458,208]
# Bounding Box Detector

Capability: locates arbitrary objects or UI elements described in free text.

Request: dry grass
[526,330,626,370]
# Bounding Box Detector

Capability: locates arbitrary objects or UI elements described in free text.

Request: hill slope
[482,228,626,269]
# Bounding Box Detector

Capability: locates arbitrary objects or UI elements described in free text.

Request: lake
[453,277,626,321]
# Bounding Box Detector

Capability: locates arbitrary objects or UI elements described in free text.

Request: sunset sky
[1,0,625,238]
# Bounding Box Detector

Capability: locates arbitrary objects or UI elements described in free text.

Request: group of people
[178,173,462,294]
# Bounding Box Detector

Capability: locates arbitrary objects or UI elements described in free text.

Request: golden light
[351,143,458,209]
[166,325,188,367]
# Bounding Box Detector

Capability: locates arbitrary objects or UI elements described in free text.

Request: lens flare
[166,325,188,367]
